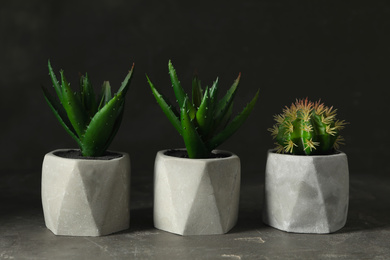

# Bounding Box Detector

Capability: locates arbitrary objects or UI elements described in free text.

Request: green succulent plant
[147,60,259,159]
[268,98,347,155]
[42,60,134,157]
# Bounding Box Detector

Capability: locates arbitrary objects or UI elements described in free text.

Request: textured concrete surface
[41,150,131,236]
[1,0,390,258]
[153,150,240,235]
[263,151,349,233]
[1,169,389,259]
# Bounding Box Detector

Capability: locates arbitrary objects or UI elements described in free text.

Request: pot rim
[46,149,128,162]
[267,149,346,158]
[157,148,238,161]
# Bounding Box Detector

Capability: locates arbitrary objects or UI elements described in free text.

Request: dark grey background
[1,0,390,178]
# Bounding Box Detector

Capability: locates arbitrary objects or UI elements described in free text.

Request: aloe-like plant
[268,98,347,155]
[146,60,259,159]
[42,60,134,157]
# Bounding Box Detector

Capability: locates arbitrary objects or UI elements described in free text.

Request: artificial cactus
[147,60,259,159]
[42,60,134,157]
[269,98,347,155]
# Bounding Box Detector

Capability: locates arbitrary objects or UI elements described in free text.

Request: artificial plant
[268,98,347,155]
[147,60,259,159]
[42,60,134,157]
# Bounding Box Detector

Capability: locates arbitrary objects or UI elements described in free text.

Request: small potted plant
[146,60,259,236]
[263,98,349,234]
[41,60,134,236]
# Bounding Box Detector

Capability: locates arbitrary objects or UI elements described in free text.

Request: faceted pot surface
[41,149,131,236]
[153,149,241,236]
[263,150,349,234]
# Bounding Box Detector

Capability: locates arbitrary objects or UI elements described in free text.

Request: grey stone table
[1,170,389,260]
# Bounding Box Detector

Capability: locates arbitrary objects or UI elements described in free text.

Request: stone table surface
[1,170,389,260]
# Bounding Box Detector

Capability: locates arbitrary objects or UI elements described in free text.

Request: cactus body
[269,98,346,155]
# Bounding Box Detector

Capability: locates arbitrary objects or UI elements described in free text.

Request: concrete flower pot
[153,149,240,236]
[262,150,349,234]
[41,149,131,236]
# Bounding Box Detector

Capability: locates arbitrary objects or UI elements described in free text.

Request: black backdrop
[1,0,390,179]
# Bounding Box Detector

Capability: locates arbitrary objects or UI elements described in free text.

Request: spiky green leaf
[168,60,196,119]
[209,77,219,102]
[42,86,82,147]
[214,100,233,133]
[117,63,134,96]
[102,81,112,105]
[208,78,219,117]
[181,97,210,158]
[98,81,112,110]
[80,73,97,118]
[48,60,63,102]
[81,94,124,156]
[147,75,182,135]
[208,89,259,150]
[168,60,185,107]
[192,74,203,108]
[99,102,125,154]
[60,71,89,137]
[214,73,240,125]
[195,87,214,138]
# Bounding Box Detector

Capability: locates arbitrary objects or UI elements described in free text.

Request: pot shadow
[111,207,155,236]
[332,201,390,234]
[334,174,390,234]
[117,172,155,234]
[228,209,266,234]
[128,207,155,232]
[228,180,266,234]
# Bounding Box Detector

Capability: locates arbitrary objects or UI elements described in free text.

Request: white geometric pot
[153,149,240,236]
[262,150,349,234]
[41,149,131,236]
